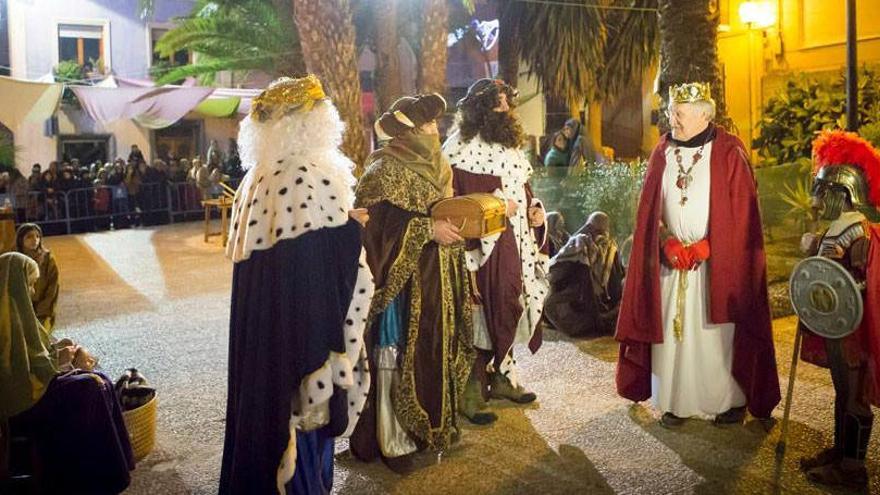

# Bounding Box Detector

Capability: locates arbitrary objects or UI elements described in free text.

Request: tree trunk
[588,100,603,150]
[293,0,368,168]
[374,0,403,112]
[657,0,730,132]
[496,0,520,87]
[417,0,449,95]
[271,0,307,76]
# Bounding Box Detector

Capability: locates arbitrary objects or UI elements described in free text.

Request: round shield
[789,256,863,339]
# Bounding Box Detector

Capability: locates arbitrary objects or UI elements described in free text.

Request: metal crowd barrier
[23,179,242,236]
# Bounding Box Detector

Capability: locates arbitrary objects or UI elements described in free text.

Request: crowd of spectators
[0,140,243,234]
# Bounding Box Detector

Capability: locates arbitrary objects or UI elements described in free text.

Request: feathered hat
[812,129,880,208]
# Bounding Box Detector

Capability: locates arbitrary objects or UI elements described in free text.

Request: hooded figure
[796,130,880,490]
[544,212,625,337]
[15,223,60,332]
[220,75,374,495]
[0,252,134,493]
[562,118,602,169]
[351,93,476,471]
[545,211,570,257]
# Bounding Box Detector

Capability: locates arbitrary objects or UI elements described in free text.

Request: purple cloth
[10,370,135,494]
[71,85,214,129]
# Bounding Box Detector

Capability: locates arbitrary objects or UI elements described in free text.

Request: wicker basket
[122,395,158,462]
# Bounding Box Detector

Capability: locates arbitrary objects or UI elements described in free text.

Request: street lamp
[739,1,778,153]
[739,1,777,29]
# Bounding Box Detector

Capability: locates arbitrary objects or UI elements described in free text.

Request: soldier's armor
[817,212,870,284]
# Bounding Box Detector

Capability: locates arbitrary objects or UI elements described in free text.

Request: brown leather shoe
[799,447,841,471]
[806,461,868,490]
[660,412,685,428]
[382,453,417,475]
[489,372,537,404]
[713,406,747,426]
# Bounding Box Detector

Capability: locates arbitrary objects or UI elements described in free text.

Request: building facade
[4,0,242,171]
[718,0,880,157]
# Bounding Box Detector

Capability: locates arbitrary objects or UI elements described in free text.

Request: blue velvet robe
[219,220,362,494]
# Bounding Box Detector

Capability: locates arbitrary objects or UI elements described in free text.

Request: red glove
[662,237,692,270]
[688,239,710,268]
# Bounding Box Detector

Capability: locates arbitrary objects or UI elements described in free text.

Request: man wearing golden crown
[220,75,374,494]
[615,82,781,428]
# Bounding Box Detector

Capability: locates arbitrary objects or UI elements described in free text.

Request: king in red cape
[615,82,781,427]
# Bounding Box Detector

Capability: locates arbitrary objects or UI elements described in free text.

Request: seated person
[545,211,570,258]
[543,212,625,337]
[543,132,570,167]
[0,252,133,493]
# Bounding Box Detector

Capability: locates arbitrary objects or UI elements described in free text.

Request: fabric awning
[70,85,214,129]
[93,75,258,118]
[194,97,240,117]
[0,76,63,130]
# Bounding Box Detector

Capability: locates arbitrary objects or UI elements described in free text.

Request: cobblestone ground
[52,223,878,494]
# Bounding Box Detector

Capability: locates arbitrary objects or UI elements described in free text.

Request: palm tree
[499,0,659,148]
[417,0,451,95]
[373,0,403,112]
[293,0,369,167]
[496,0,520,88]
[657,0,731,131]
[153,0,305,85]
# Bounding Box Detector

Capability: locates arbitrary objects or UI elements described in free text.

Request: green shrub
[0,137,17,169]
[531,161,647,245]
[754,67,880,166]
[53,61,86,105]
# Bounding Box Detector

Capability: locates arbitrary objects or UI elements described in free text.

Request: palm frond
[779,178,814,217]
[601,0,659,101]
[153,0,302,85]
[503,0,658,108]
[508,0,606,107]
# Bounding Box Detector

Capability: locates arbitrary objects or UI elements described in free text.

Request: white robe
[650,141,746,418]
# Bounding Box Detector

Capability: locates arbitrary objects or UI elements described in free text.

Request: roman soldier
[798,130,880,490]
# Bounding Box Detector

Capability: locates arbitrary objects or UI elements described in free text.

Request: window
[58,24,104,71]
[150,28,189,67]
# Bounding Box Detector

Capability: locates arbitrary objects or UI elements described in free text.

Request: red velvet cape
[452,169,544,364]
[614,128,781,418]
[799,224,880,407]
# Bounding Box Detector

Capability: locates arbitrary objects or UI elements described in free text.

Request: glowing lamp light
[739,1,777,29]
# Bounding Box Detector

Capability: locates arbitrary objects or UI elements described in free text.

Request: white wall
[516,68,545,138]
[202,114,241,158]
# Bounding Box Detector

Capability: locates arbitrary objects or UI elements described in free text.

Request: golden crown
[251,74,327,121]
[669,82,714,104]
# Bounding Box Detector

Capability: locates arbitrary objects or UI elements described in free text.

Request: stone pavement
[50,222,878,494]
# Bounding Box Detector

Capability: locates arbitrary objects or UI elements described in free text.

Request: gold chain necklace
[673,140,707,206]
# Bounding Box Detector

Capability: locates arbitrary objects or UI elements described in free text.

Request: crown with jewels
[251,74,327,122]
[669,82,714,104]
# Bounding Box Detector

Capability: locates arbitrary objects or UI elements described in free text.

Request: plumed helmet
[812,130,880,208]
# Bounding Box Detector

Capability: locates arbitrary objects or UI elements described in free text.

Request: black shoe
[800,447,842,471]
[464,411,498,425]
[806,461,868,490]
[713,406,747,426]
[382,453,416,475]
[660,412,685,428]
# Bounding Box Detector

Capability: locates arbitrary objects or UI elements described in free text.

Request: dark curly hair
[457,81,524,148]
